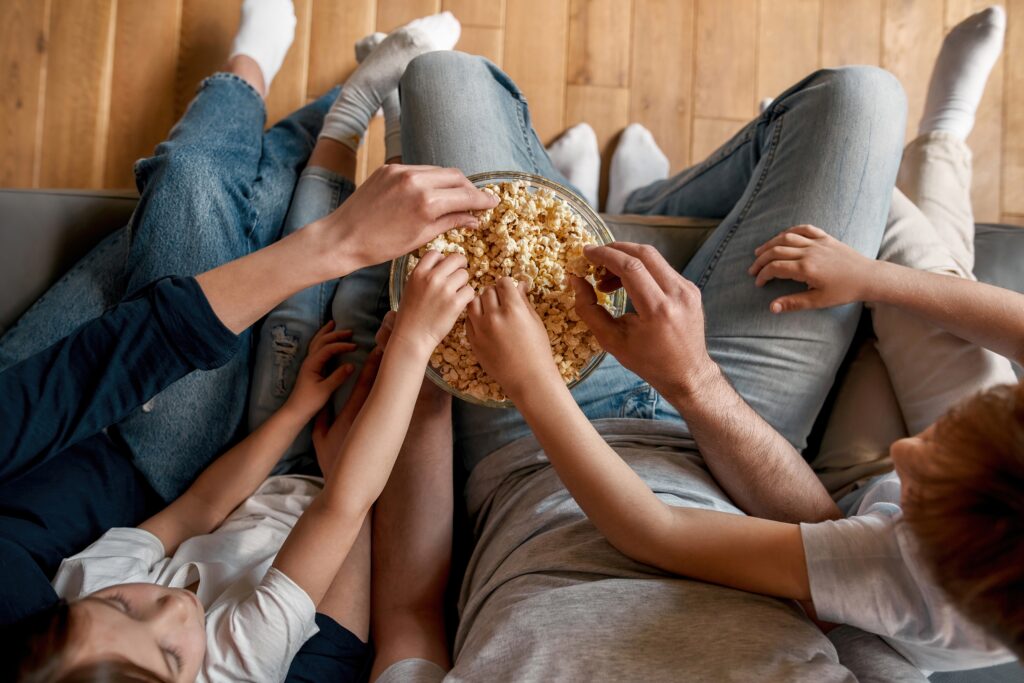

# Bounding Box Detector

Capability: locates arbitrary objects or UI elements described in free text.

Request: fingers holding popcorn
[394,252,474,354]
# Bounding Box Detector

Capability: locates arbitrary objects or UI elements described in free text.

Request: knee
[401,51,490,99]
[819,66,906,127]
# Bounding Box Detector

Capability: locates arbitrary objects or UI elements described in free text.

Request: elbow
[603,505,677,571]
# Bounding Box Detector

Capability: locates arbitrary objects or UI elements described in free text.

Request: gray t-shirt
[380,419,924,682]
[801,472,1015,672]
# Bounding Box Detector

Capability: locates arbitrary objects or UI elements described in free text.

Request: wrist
[658,356,723,406]
[277,398,318,426]
[508,366,570,410]
[384,326,437,364]
[306,216,360,279]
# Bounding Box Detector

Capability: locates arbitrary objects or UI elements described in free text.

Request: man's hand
[748,224,877,313]
[284,321,357,420]
[324,165,498,275]
[465,277,563,401]
[312,345,382,479]
[572,242,716,397]
[392,251,476,358]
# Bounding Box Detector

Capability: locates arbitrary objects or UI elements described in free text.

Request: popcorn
[408,181,611,403]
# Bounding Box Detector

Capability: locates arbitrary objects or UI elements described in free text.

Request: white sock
[919,5,1005,140]
[759,97,773,114]
[356,32,403,161]
[546,123,600,208]
[606,124,669,214]
[321,12,460,151]
[229,0,296,93]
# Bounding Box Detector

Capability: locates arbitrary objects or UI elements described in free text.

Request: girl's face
[65,583,207,681]
[890,423,938,504]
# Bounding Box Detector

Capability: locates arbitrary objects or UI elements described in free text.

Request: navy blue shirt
[0,277,240,626]
[0,276,240,484]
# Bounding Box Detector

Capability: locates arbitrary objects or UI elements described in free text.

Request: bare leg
[370,386,454,679]
[316,516,371,641]
[308,137,358,181]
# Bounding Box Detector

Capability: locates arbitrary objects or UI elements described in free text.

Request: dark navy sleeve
[0,276,240,483]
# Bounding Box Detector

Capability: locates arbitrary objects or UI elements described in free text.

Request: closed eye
[162,645,184,677]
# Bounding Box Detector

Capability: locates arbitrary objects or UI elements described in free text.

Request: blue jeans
[0,75,339,499]
[393,53,906,471]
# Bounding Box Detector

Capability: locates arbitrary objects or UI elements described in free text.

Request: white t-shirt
[52,475,322,683]
[801,471,1015,672]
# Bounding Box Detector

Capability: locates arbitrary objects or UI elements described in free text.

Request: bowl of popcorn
[389,171,626,408]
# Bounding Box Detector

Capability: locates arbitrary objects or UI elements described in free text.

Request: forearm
[196,220,358,334]
[867,261,1024,364]
[516,381,676,565]
[371,389,454,676]
[662,364,840,523]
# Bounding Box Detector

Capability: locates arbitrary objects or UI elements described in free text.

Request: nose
[153,591,193,629]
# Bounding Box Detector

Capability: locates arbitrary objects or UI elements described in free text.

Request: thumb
[325,362,355,392]
[770,291,821,314]
[571,276,618,340]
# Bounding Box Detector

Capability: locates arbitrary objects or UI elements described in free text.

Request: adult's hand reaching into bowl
[321,164,498,277]
[572,242,718,398]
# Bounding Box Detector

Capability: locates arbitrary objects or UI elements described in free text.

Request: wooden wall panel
[881,0,945,144]
[756,0,819,102]
[456,26,504,66]
[694,0,758,120]
[630,0,694,171]
[567,0,632,88]
[1004,0,1024,216]
[265,0,311,125]
[692,117,745,165]
[503,0,569,144]
[104,0,181,189]
[443,0,505,26]
[39,0,116,188]
[378,0,442,32]
[821,0,883,66]
[307,0,375,98]
[0,0,49,187]
[175,0,242,118]
[566,84,629,206]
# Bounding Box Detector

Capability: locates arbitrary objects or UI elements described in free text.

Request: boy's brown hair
[901,381,1024,659]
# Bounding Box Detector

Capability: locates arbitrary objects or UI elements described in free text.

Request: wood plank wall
[1,0,1020,224]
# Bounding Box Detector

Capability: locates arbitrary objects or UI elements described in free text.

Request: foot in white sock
[321,11,460,151]
[356,32,403,161]
[229,0,296,94]
[546,123,600,208]
[606,124,669,215]
[919,5,1005,140]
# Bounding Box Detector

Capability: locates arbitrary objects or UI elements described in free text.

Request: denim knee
[812,66,907,131]
[401,50,497,100]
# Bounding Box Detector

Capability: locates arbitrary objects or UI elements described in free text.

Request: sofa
[1,188,1021,682]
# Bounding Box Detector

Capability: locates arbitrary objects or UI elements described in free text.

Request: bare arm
[752,224,1024,365]
[141,323,362,553]
[572,243,840,523]
[273,252,474,606]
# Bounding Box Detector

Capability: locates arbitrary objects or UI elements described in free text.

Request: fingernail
[771,302,781,313]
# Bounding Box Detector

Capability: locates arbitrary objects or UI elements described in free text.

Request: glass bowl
[389,171,627,408]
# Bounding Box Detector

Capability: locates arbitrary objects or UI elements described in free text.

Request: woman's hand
[284,322,358,420]
[323,165,498,275]
[392,250,476,358]
[748,225,878,313]
[466,277,563,401]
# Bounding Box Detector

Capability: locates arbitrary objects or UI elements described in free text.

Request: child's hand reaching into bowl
[392,250,476,358]
[466,277,563,402]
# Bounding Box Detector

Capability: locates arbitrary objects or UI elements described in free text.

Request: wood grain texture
[821,0,883,66]
[377,0,442,32]
[1004,0,1024,216]
[443,0,505,26]
[503,0,569,144]
[265,0,311,126]
[694,0,758,120]
[307,0,375,98]
[456,25,504,66]
[565,84,629,205]
[567,0,632,88]
[0,0,48,187]
[756,0,819,101]
[630,0,694,171]
[105,0,182,189]
[881,0,945,144]
[39,0,117,188]
[175,0,241,118]
[692,117,746,165]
